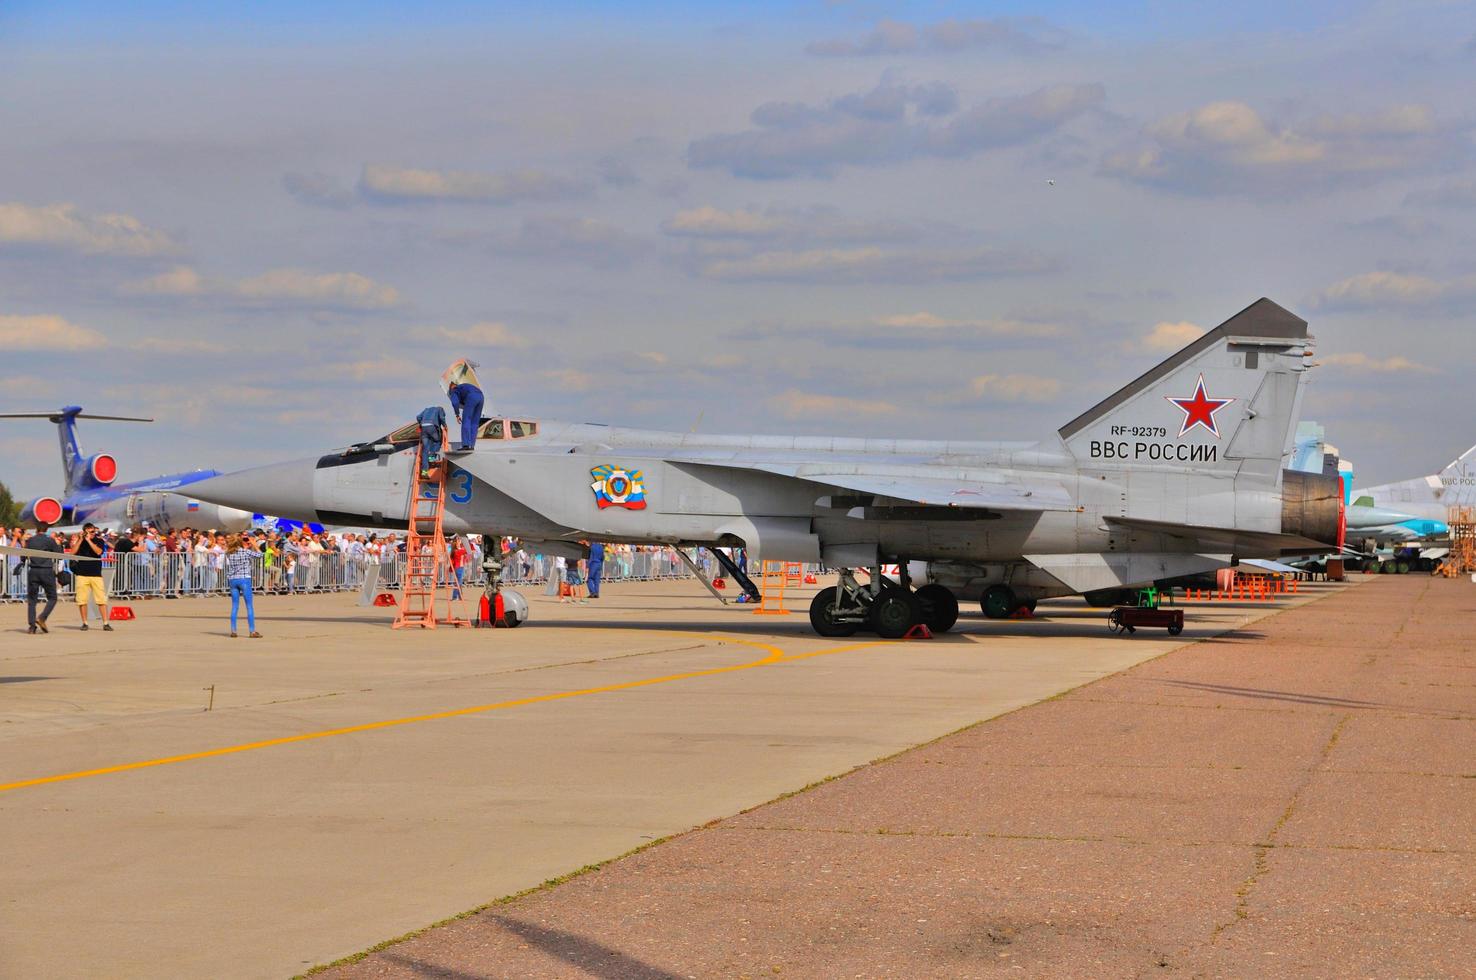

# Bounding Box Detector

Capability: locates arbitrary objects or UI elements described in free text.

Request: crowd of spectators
[4,524,705,601]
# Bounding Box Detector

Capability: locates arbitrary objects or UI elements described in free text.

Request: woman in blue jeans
[224,535,262,638]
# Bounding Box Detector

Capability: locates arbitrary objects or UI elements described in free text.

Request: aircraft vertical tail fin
[1057,298,1312,485]
[1437,443,1476,507]
[0,407,151,496]
[56,407,86,496]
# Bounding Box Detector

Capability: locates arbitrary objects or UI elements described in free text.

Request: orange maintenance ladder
[753,559,792,615]
[393,434,470,629]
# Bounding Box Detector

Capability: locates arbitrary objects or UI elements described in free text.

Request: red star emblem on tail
[1166,374,1235,438]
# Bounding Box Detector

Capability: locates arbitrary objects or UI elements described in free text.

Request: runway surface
[0,577,1354,977]
[322,575,1475,979]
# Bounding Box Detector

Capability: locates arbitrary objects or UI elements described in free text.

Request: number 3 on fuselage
[423,467,474,504]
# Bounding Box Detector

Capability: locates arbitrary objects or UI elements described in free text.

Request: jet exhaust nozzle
[1281,469,1344,547]
[23,496,65,526]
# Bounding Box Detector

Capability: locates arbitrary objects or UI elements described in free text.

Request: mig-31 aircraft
[191,298,1343,638]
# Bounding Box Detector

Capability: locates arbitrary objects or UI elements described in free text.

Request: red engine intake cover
[90,454,118,485]
[31,497,63,525]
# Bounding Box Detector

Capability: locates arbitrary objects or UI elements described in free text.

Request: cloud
[876,312,1062,337]
[695,245,1053,283]
[688,80,1103,179]
[1345,214,1444,239]
[662,205,921,245]
[0,202,175,256]
[509,215,641,267]
[968,372,1062,402]
[136,335,231,354]
[595,156,640,188]
[775,390,898,418]
[1141,320,1203,351]
[359,165,589,204]
[1320,352,1436,373]
[322,357,421,382]
[1403,178,1476,209]
[0,313,108,350]
[732,311,1065,350]
[806,17,1065,57]
[543,368,594,391]
[433,321,530,349]
[1310,270,1476,312]
[0,375,54,397]
[125,265,400,310]
[1101,101,1466,197]
[282,171,355,209]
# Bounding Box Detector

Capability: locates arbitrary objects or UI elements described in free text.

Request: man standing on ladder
[444,359,485,454]
[416,404,447,478]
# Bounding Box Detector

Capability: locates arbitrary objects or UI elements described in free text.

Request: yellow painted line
[0,633,892,795]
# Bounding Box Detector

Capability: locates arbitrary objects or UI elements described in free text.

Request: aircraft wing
[1104,516,1334,554]
[678,460,1076,512]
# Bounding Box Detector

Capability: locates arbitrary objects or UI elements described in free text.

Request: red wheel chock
[373,593,398,606]
[903,623,933,640]
[109,606,135,621]
[1009,606,1034,619]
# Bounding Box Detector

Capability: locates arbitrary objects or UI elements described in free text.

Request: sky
[2,0,1474,502]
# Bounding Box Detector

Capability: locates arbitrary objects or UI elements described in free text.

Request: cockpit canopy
[382,417,540,445]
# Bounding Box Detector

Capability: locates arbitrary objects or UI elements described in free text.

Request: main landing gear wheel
[869,587,921,639]
[809,587,859,638]
[914,584,958,633]
[981,584,1018,620]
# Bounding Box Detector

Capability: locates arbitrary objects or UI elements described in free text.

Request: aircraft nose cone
[192,458,319,523]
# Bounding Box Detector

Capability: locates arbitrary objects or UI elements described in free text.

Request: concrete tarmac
[0,578,1349,977]
[323,575,1474,979]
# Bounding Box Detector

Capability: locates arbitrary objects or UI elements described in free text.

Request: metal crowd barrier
[1,546,717,603]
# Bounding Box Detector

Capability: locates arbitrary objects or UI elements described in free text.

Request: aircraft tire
[981,584,1018,619]
[914,584,958,633]
[869,587,921,639]
[810,587,859,638]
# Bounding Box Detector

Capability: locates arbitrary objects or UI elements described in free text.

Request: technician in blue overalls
[586,541,604,599]
[416,405,447,477]
[448,379,485,452]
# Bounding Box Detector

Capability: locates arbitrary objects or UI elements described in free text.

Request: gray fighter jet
[192,298,1342,638]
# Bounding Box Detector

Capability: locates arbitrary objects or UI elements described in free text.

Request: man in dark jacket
[21,523,62,634]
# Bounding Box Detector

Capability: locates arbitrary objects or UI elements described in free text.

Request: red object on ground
[712,577,726,589]
[1107,605,1184,635]
[108,606,135,621]
[902,623,933,640]
[1010,606,1035,619]
[373,593,398,606]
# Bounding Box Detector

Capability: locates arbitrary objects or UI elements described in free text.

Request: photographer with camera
[68,522,113,631]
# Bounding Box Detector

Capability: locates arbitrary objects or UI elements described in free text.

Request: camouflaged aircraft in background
[191,298,1343,638]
